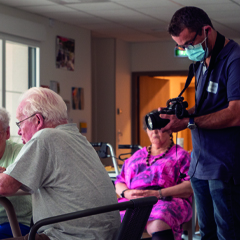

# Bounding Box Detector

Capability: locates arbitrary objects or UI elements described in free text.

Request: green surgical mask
[185,36,208,62]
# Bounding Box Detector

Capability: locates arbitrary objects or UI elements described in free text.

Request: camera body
[145,97,189,130]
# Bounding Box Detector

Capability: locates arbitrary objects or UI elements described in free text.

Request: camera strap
[195,31,225,114]
[178,61,200,98]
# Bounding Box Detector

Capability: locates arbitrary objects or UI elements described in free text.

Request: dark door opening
[132,70,194,152]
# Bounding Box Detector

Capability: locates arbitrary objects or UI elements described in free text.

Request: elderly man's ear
[35,114,44,130]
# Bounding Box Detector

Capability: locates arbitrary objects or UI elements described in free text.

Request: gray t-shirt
[5,123,120,240]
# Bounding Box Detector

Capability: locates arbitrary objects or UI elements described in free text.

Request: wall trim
[0,13,46,41]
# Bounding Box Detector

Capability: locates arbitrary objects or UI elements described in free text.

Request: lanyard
[195,32,225,114]
[178,61,200,98]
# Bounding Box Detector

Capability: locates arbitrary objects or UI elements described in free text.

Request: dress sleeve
[114,148,144,186]
[114,161,127,185]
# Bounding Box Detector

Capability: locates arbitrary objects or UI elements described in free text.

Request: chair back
[115,196,157,240]
[28,196,158,240]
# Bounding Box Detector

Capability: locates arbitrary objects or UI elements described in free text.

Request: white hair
[19,87,68,126]
[0,108,10,130]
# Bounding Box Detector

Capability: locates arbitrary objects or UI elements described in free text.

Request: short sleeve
[227,58,240,101]
[5,137,51,193]
[115,161,127,185]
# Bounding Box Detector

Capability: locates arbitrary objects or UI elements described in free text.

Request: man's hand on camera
[159,108,189,133]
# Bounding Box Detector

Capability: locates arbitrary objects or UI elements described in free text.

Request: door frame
[131,70,189,145]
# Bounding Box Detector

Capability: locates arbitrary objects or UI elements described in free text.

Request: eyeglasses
[175,31,199,51]
[16,113,37,129]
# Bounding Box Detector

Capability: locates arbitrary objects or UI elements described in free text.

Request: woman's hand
[124,189,160,200]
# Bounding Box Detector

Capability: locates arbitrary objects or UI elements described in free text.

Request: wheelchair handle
[118,144,142,149]
[90,142,103,147]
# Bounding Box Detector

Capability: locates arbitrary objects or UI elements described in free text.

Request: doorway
[132,71,194,152]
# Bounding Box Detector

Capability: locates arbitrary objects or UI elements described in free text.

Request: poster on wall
[50,80,60,94]
[79,122,87,133]
[72,87,84,110]
[56,35,75,71]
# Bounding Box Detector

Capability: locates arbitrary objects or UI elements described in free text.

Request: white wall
[40,19,92,141]
[131,37,240,73]
[0,4,92,140]
[131,41,192,72]
[91,38,132,162]
[91,38,116,148]
[115,39,131,158]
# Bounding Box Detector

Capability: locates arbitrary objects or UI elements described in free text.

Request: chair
[118,144,142,160]
[182,195,201,240]
[91,142,120,181]
[28,196,158,240]
[0,197,22,237]
[141,195,199,240]
[182,214,193,240]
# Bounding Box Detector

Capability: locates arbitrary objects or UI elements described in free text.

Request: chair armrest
[28,197,158,240]
[0,197,22,237]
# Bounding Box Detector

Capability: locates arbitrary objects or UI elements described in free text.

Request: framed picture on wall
[56,35,75,71]
[72,87,84,110]
[50,80,60,93]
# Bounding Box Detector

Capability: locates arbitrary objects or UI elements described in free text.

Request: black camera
[145,97,189,130]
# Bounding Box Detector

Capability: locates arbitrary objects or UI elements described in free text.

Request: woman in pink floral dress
[115,127,193,240]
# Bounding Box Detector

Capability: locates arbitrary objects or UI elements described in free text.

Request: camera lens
[145,111,170,130]
[148,116,153,129]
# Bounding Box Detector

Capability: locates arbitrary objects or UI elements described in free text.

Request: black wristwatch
[187,117,197,130]
[120,189,129,198]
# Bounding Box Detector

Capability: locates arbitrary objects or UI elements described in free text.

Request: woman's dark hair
[168,6,214,36]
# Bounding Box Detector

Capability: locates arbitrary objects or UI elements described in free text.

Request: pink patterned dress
[115,145,192,240]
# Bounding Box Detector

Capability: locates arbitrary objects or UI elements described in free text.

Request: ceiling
[0,0,240,42]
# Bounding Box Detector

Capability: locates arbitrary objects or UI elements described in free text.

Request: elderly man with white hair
[0,108,32,239]
[0,87,120,240]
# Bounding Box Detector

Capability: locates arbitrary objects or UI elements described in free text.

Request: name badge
[207,81,218,94]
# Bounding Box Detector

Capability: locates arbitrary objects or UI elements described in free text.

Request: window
[0,38,40,142]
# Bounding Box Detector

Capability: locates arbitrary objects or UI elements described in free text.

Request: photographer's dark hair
[168,6,214,36]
